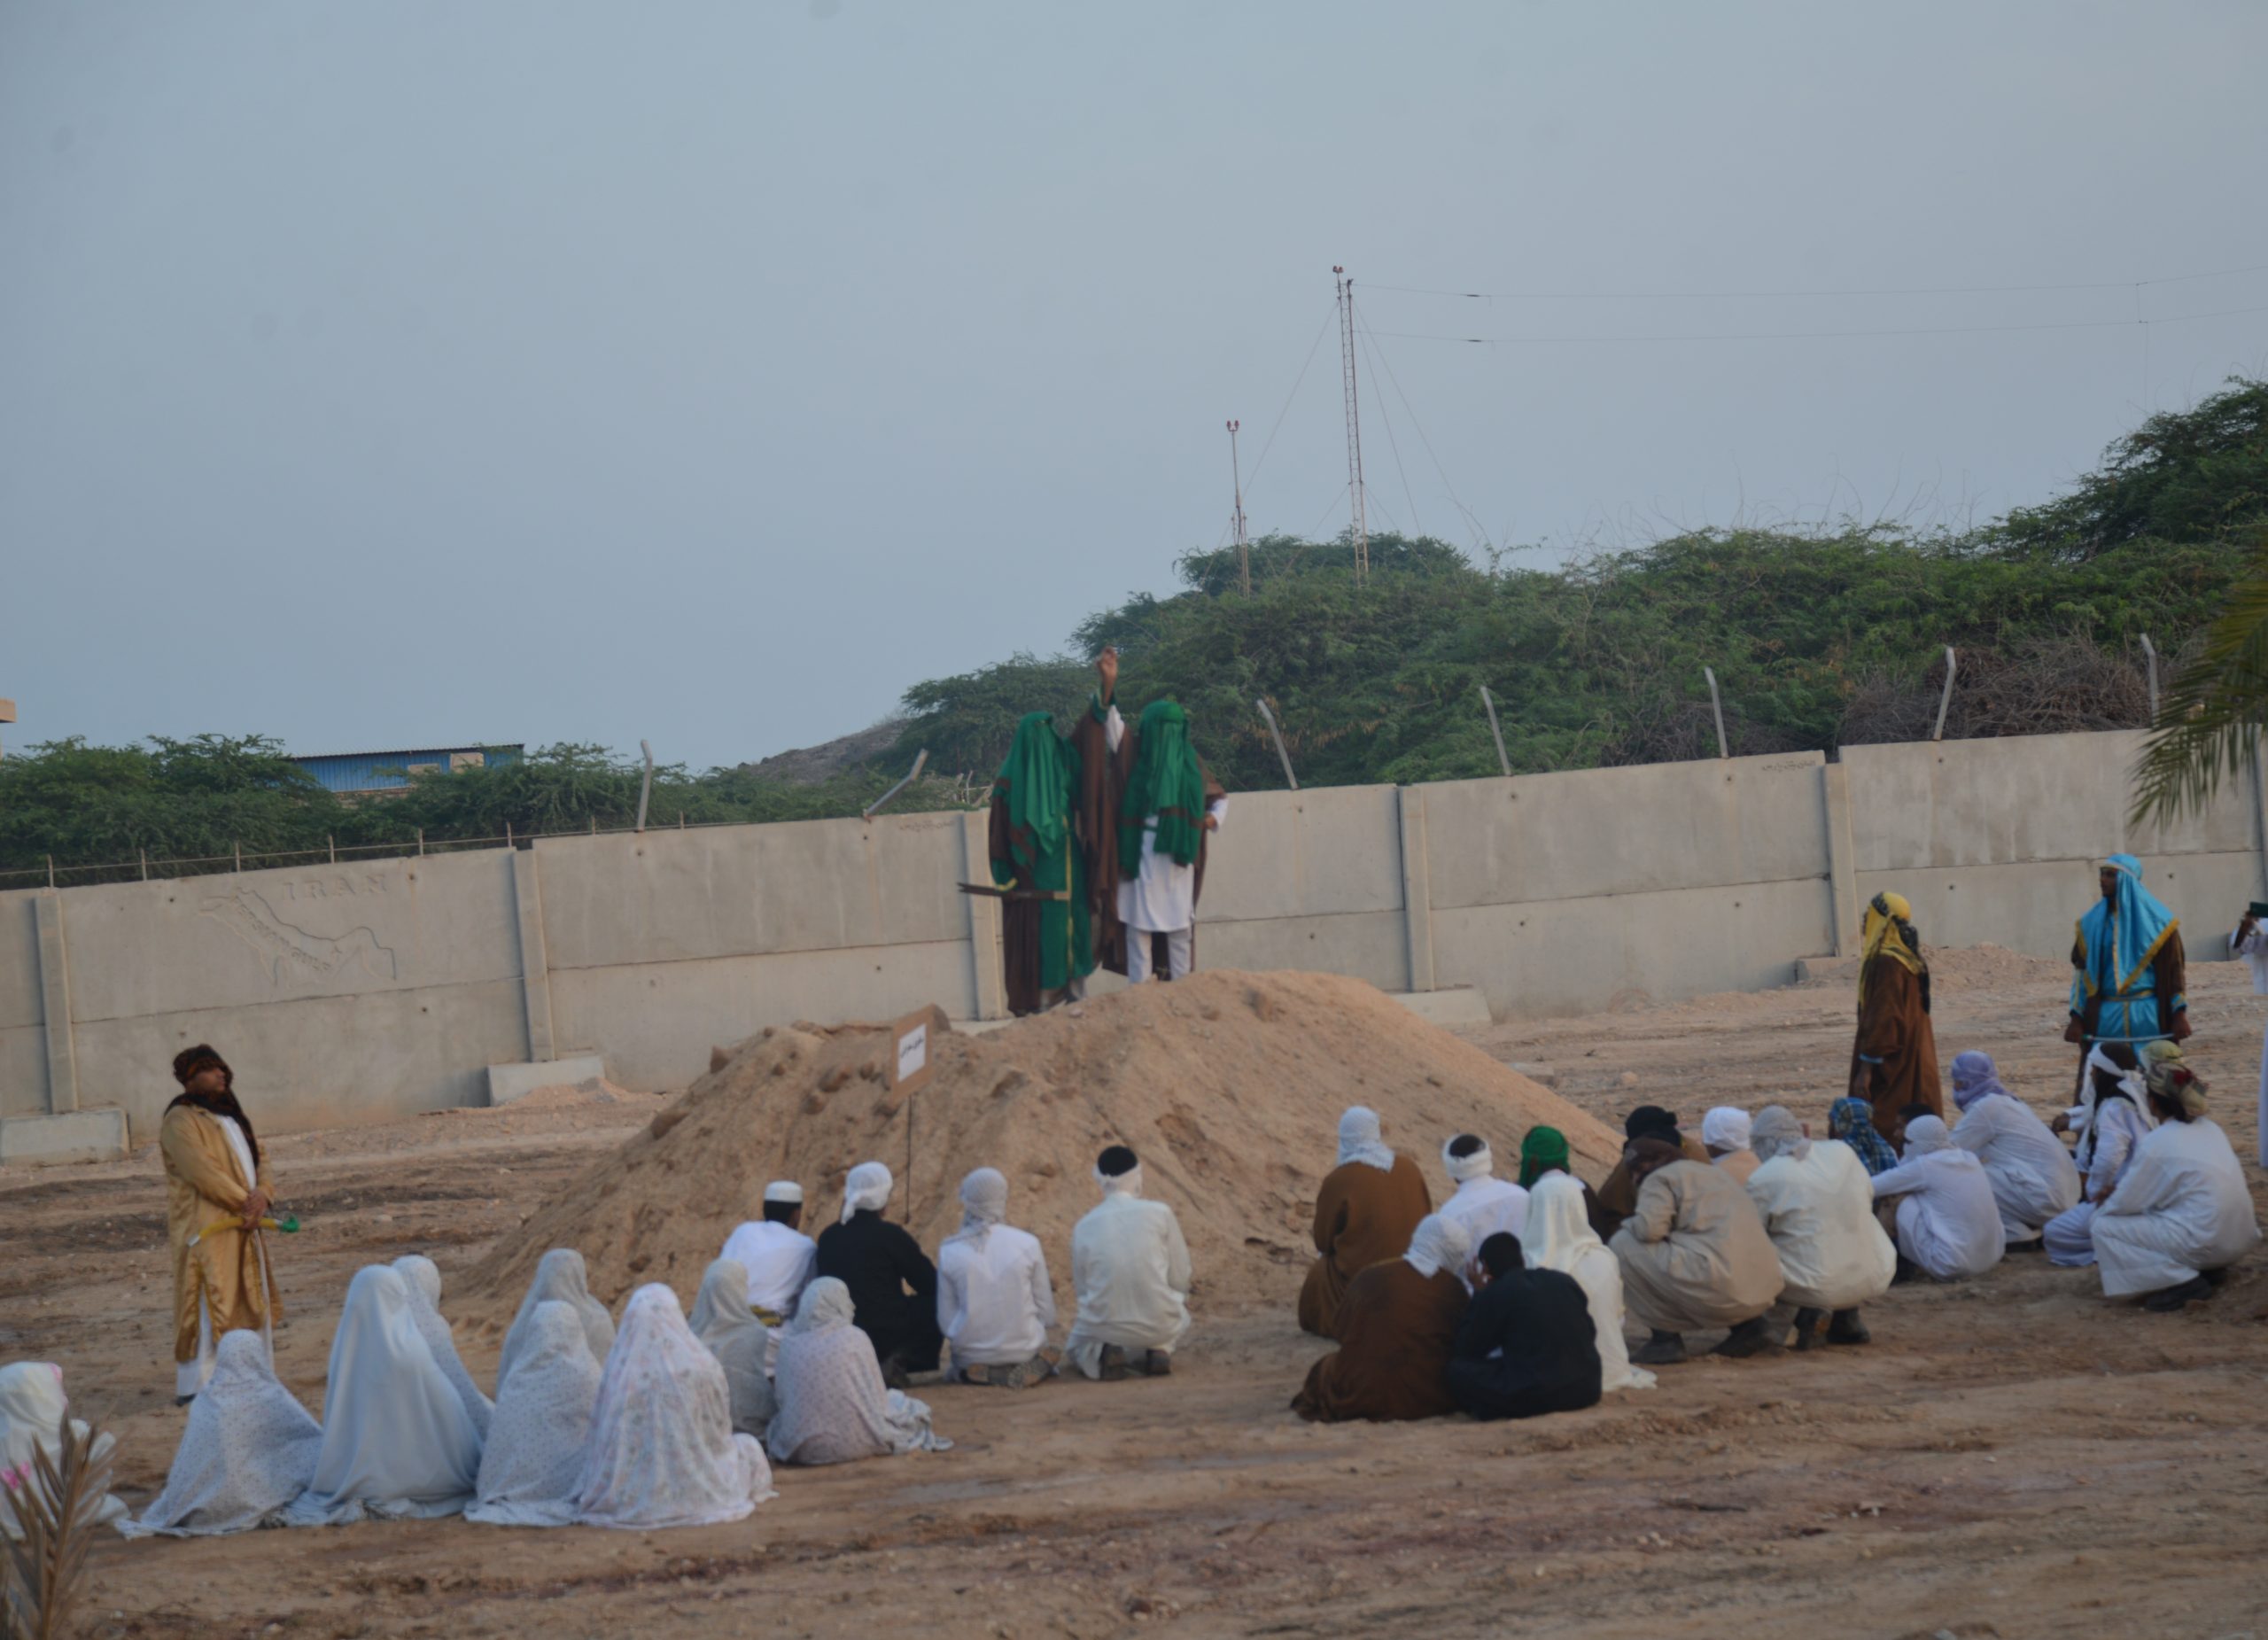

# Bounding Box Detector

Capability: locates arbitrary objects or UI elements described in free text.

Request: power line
[1356,323,1422,540]
[1358,301,2268,348]
[1355,301,1493,551]
[1363,260,2268,303]
[1239,301,1338,507]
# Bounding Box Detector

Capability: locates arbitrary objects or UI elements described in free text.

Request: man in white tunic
[1946,1052,2081,1247]
[1744,1106,1896,1349]
[2093,1053,2261,1309]
[719,1181,818,1323]
[936,1168,1058,1387]
[1868,1115,2004,1281]
[1064,1146,1193,1380]
[1115,699,1228,983]
[2044,1044,2155,1268]
[2230,909,2268,1166]
[1438,1134,1529,1289]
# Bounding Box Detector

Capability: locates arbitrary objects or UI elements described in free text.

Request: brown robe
[1850,958,1943,1146]
[1297,1154,1433,1338]
[1590,1134,1713,1240]
[1292,1259,1468,1423]
[1068,696,1226,979]
[161,1104,280,1365]
[985,784,1072,1018]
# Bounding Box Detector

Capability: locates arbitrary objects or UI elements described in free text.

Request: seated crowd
[12,1043,2256,1543]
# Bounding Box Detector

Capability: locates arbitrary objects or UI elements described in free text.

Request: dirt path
[7,952,2266,1640]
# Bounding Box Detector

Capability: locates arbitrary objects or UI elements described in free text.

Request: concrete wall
[5,728,2260,1141]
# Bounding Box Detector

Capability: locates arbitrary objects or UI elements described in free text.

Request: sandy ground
[7,952,2268,1640]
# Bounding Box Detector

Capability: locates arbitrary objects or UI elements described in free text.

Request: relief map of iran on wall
[199,877,400,990]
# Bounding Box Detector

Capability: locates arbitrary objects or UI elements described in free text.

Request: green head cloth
[1120,700,1207,874]
[993,712,1072,874]
[1518,1125,1570,1188]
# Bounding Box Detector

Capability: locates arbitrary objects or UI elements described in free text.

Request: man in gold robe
[160,1045,280,1402]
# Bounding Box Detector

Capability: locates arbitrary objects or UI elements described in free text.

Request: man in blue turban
[2065,854,2189,1061]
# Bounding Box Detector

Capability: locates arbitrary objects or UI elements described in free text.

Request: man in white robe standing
[1115,700,1227,983]
[719,1182,818,1325]
[1438,1134,1529,1289]
[1946,1052,2081,1247]
[1064,1146,1192,1380]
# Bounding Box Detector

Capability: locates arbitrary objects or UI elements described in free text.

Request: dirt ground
[7,951,2267,1640]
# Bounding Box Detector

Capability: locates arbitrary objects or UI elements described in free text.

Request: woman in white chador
[497,1248,615,1392]
[1521,1175,1656,1394]
[0,1362,129,1541]
[687,1258,777,1436]
[392,1255,493,1439]
[767,1278,951,1465]
[571,1285,774,1530]
[124,1331,322,1537]
[281,1265,482,1525]
[467,1302,602,1527]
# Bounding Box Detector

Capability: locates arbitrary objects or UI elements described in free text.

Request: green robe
[989,738,1094,1014]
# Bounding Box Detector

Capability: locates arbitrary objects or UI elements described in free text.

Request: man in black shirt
[1446,1232,1602,1421]
[815,1161,944,1382]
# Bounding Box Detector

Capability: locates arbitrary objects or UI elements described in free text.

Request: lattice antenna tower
[1227,418,1250,595]
[1334,266,1370,584]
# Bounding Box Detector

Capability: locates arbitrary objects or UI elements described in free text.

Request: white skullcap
[1701,1107,1752,1153]
[763,1181,804,1205]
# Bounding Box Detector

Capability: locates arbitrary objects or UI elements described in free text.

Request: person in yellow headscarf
[1847,892,1943,1147]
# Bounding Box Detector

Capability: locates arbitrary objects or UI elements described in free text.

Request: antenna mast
[1334,266,1369,584]
[1227,418,1249,595]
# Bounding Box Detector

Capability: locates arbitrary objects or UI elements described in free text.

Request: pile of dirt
[459,969,1622,1333]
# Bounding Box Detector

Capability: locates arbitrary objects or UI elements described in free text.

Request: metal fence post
[1931,647,1959,742]
[327,835,336,864]
[139,849,149,881]
[1255,700,1299,790]
[233,841,242,873]
[635,739,655,833]
[1703,668,1730,759]
[2140,633,2159,723]
[864,751,930,821]
[417,828,425,856]
[1480,686,1512,777]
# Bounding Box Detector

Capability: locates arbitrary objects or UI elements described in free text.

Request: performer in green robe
[988,711,1094,1014]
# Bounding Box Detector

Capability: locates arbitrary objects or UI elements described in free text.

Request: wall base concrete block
[487,1054,608,1108]
[0,1108,128,1167]
[1390,986,1491,1028]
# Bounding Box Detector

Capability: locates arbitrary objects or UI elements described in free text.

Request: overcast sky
[6,1,2265,770]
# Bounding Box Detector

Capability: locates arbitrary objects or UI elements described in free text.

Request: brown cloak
[1297,1153,1433,1338]
[1292,1259,1468,1423]
[1851,958,1943,1145]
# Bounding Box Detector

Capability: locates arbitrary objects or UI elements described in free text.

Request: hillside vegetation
[5,378,2260,880]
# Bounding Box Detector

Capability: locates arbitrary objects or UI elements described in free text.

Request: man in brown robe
[1298,1106,1433,1337]
[1067,648,1226,980]
[1293,1215,1471,1423]
[1848,891,1943,1146]
[1589,1106,1713,1240]
[159,1045,280,1401]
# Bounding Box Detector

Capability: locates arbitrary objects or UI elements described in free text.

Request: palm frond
[2,1410,113,1640]
[2131,530,2268,826]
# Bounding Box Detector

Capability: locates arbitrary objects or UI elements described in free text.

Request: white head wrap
[1901,1115,1953,1158]
[124,1331,321,1539]
[280,1265,482,1525]
[1096,1161,1145,1198]
[840,1162,894,1224]
[1402,1213,1473,1280]
[390,1255,493,1441]
[686,1261,775,1438]
[499,1249,616,1392]
[3,1363,130,1539]
[1442,1135,1494,1185]
[1701,1107,1752,1153]
[687,1256,750,1337]
[1519,1174,1603,1273]
[789,1276,858,1336]
[762,1181,804,1206]
[466,1302,602,1528]
[1749,1105,1811,1165]
[1337,1106,1394,1171]
[571,1285,774,1529]
[946,1167,1008,1250]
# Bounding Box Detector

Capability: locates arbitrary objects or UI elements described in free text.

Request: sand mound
[460,969,1621,1332]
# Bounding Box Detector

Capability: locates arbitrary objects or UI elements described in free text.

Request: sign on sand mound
[460,969,1624,1329]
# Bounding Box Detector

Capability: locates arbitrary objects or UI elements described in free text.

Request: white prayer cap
[1749,1106,1810,1165]
[763,1181,804,1205]
[1441,1134,1494,1184]
[840,1162,893,1224]
[1902,1115,1952,1157]
[1402,1213,1472,1281]
[1701,1107,1752,1153]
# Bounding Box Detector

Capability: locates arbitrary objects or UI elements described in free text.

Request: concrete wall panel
[548,939,977,1092]
[534,812,967,970]
[1198,910,1411,993]
[0,893,43,1031]
[0,1026,49,1118]
[1433,874,1835,1019]
[1856,851,2261,963]
[61,851,521,1023]
[1425,752,1827,911]
[1200,787,1406,922]
[70,978,530,1141]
